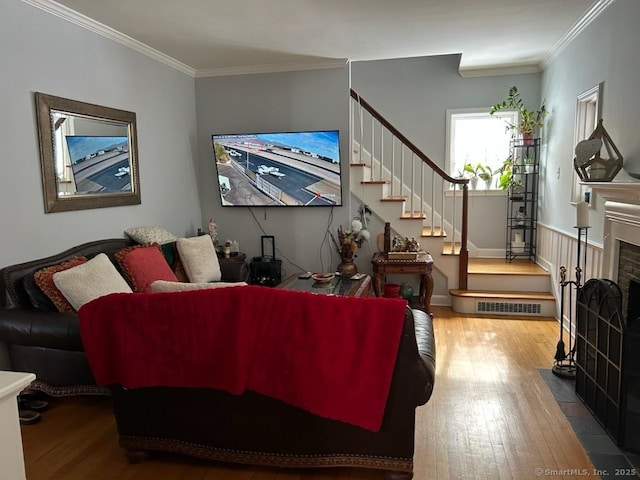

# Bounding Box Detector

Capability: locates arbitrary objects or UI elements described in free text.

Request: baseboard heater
[476,301,542,315]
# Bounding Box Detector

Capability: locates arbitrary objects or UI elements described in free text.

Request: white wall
[194,68,352,276]
[0,1,201,266]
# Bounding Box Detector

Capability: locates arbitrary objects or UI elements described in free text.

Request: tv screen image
[64,135,131,194]
[212,130,342,207]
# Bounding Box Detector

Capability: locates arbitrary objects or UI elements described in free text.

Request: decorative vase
[399,283,414,301]
[337,259,357,277]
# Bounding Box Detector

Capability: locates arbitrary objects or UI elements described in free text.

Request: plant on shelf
[489,85,547,142]
[494,156,522,192]
[461,162,494,189]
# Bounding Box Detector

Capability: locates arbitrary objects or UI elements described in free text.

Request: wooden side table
[371,252,434,314]
[217,252,246,263]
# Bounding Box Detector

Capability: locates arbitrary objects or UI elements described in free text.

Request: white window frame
[445,108,518,191]
[571,83,603,204]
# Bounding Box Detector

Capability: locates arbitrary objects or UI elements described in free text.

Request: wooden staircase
[349,89,556,317]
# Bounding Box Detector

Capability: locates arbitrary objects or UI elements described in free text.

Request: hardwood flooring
[20,307,595,479]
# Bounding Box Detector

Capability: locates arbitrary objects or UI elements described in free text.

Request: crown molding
[541,0,615,69]
[458,63,541,78]
[194,59,348,78]
[21,0,196,77]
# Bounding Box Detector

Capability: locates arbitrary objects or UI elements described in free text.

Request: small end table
[371,252,434,314]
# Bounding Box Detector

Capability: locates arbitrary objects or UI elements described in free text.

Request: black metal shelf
[506,138,539,262]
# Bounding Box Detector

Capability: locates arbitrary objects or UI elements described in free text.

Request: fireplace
[574,185,640,453]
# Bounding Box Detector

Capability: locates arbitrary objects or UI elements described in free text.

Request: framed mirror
[35,92,141,213]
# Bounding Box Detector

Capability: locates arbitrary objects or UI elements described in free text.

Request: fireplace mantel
[597,182,640,280]
[585,182,640,204]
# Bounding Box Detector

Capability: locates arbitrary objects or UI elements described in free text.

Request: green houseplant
[489,86,547,143]
[462,162,494,189]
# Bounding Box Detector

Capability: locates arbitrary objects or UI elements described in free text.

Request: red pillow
[115,244,178,292]
[34,257,88,313]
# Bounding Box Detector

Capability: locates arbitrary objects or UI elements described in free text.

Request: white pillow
[176,235,222,283]
[150,280,247,293]
[124,226,177,245]
[53,253,132,310]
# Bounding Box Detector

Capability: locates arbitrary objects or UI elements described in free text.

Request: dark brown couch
[0,238,248,396]
[109,306,435,479]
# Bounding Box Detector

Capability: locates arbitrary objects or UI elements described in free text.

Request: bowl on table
[311,273,335,283]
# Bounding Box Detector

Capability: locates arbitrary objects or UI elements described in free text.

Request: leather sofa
[0,238,248,396]
[109,305,435,480]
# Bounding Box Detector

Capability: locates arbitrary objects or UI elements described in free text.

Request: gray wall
[0,0,201,267]
[541,0,640,244]
[351,55,542,250]
[194,68,352,276]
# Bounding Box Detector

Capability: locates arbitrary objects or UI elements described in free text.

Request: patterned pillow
[53,253,132,311]
[34,257,88,313]
[115,244,178,292]
[124,226,177,245]
[176,235,222,283]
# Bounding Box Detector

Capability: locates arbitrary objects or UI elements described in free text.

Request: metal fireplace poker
[552,226,590,379]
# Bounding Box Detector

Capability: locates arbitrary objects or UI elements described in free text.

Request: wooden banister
[350,88,469,289]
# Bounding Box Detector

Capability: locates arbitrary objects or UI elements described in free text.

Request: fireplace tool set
[552,226,589,379]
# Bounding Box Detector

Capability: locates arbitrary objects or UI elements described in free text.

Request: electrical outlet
[556,166,561,179]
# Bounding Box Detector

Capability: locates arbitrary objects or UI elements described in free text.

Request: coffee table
[277,273,371,298]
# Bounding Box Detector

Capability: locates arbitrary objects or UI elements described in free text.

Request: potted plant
[490,86,547,144]
[494,156,522,194]
[462,162,494,189]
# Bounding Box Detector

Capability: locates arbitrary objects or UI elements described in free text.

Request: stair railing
[350,89,469,289]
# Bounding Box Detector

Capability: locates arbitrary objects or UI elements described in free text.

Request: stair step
[450,289,555,301]
[442,242,461,255]
[380,196,406,202]
[361,180,387,185]
[422,226,447,238]
[468,258,549,276]
[467,258,550,292]
[400,211,426,220]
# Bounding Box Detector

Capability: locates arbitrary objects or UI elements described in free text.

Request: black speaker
[249,236,282,287]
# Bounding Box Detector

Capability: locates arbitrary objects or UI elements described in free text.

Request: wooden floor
[20,307,595,480]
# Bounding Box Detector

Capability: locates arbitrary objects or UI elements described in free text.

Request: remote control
[298,272,312,279]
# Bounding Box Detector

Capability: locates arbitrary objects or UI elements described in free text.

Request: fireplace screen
[575,278,640,453]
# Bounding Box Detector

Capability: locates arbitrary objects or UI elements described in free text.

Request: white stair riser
[468,274,551,292]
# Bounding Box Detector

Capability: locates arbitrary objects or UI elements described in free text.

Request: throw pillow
[53,253,132,311]
[150,280,247,293]
[176,235,222,283]
[124,226,177,245]
[115,244,178,293]
[34,257,88,313]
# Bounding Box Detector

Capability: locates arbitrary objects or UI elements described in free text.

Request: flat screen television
[212,130,342,207]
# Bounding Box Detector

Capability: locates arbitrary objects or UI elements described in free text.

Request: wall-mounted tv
[212,130,342,207]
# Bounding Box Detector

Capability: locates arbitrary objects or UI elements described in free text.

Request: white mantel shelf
[583,182,640,204]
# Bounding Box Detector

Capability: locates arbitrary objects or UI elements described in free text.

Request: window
[571,83,603,204]
[446,108,518,189]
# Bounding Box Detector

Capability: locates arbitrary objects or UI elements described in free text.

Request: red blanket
[79,285,406,431]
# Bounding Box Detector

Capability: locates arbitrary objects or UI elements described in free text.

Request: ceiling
[35,0,609,77]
